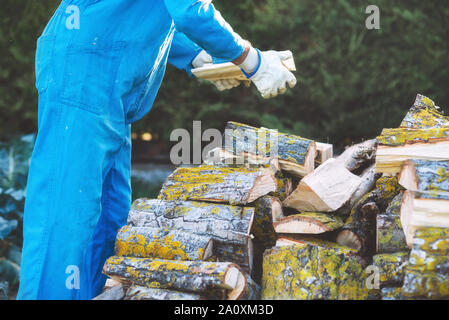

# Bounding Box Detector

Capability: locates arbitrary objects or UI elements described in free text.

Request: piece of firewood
[400,191,449,247]
[409,227,449,255]
[158,165,277,205]
[223,121,317,178]
[400,94,449,129]
[375,127,449,175]
[115,226,214,261]
[315,142,333,166]
[270,177,293,202]
[103,256,247,300]
[262,239,368,300]
[381,287,403,300]
[401,269,449,300]
[334,139,377,172]
[372,252,409,287]
[337,176,403,256]
[283,158,362,212]
[127,199,254,273]
[376,193,408,253]
[93,283,125,300]
[273,212,344,234]
[399,159,449,192]
[124,285,204,300]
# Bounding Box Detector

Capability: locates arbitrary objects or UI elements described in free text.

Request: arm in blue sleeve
[168,31,203,75]
[164,0,247,62]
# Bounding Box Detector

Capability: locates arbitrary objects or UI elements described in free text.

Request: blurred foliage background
[0,0,449,298]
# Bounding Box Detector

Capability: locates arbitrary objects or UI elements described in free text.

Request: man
[18,0,296,300]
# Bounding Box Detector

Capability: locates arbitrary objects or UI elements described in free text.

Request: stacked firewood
[95,94,448,300]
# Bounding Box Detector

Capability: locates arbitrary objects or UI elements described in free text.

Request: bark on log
[262,240,368,300]
[93,284,125,300]
[372,252,409,287]
[127,199,255,273]
[273,212,344,234]
[284,158,362,212]
[158,165,277,205]
[223,121,317,177]
[270,177,292,202]
[399,159,449,192]
[400,94,449,129]
[411,227,449,255]
[334,139,377,172]
[124,285,204,300]
[375,128,449,175]
[315,142,333,166]
[376,193,408,253]
[103,256,247,300]
[115,226,214,261]
[242,275,262,300]
[401,269,449,300]
[337,176,403,256]
[381,287,403,300]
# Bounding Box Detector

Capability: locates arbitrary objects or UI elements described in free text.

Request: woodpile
[95,94,448,300]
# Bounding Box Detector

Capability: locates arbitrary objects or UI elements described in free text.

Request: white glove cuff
[192,50,213,68]
[239,47,260,74]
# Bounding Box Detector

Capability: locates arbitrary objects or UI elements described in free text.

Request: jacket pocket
[60,41,125,115]
[35,36,56,94]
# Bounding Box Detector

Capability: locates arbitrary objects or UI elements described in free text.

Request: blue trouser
[18,0,245,299]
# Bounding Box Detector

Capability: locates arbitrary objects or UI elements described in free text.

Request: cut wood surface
[315,142,333,165]
[158,165,277,205]
[334,139,377,172]
[400,94,449,129]
[191,56,296,82]
[115,226,213,261]
[376,193,408,253]
[262,240,367,300]
[372,252,409,286]
[284,158,362,212]
[399,159,449,192]
[400,190,449,247]
[124,285,203,300]
[223,121,316,177]
[273,212,344,234]
[103,256,247,300]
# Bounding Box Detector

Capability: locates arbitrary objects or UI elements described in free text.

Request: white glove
[241,48,297,99]
[192,50,241,91]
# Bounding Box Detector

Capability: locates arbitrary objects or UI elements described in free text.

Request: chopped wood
[262,240,368,300]
[372,252,409,287]
[270,177,292,202]
[376,193,408,253]
[284,158,362,212]
[124,285,204,300]
[158,165,277,205]
[381,287,403,300]
[410,227,449,255]
[315,142,333,165]
[115,226,214,261]
[400,190,449,247]
[252,195,282,246]
[400,94,449,129]
[401,270,449,299]
[213,239,254,276]
[273,212,344,234]
[93,283,125,300]
[334,139,377,172]
[399,159,449,192]
[103,256,247,300]
[223,121,317,177]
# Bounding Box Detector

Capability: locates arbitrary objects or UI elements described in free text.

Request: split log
[262,240,368,300]
[273,212,344,234]
[400,191,449,247]
[337,176,403,256]
[127,199,255,273]
[400,94,449,129]
[242,275,262,300]
[115,226,214,261]
[270,177,292,202]
[315,142,333,166]
[93,283,125,300]
[158,165,277,205]
[252,196,282,247]
[401,269,449,300]
[399,159,449,193]
[381,287,403,300]
[375,128,449,175]
[223,121,317,177]
[103,256,247,300]
[376,193,408,253]
[408,251,449,274]
[124,285,204,300]
[334,139,377,172]
[372,252,409,287]
[283,158,362,212]
[410,227,449,255]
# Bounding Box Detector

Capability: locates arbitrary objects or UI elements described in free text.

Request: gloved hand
[192,50,242,91]
[240,48,297,99]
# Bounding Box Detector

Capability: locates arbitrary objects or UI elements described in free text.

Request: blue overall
[18,0,245,300]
